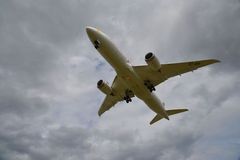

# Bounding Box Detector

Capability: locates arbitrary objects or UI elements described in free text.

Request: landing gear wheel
[144,80,156,92]
[124,96,132,103]
[151,86,156,92]
[124,89,133,103]
[94,40,100,49]
[147,85,155,92]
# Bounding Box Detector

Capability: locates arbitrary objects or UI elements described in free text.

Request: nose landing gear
[94,40,100,49]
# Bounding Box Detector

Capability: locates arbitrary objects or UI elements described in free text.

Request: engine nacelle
[145,52,161,71]
[97,80,113,95]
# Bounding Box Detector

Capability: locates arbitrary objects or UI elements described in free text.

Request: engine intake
[145,52,161,71]
[97,80,113,95]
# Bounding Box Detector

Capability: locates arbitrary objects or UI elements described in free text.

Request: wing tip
[98,111,102,117]
[182,108,189,112]
[210,59,221,63]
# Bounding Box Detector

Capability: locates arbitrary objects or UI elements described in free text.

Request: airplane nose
[86,27,91,34]
[86,26,91,33]
[86,26,95,35]
[86,26,97,40]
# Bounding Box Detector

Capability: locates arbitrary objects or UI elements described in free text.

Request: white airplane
[86,26,220,125]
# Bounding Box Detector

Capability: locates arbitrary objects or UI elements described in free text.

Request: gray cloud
[0,0,239,160]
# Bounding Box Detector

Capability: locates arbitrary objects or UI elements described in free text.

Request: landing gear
[124,89,133,103]
[124,96,132,103]
[94,40,100,49]
[144,80,155,92]
[149,86,156,92]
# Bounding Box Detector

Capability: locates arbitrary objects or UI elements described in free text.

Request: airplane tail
[150,108,188,125]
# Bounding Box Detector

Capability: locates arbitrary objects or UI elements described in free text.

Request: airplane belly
[135,86,168,119]
[142,94,165,113]
[120,69,168,118]
[120,68,146,97]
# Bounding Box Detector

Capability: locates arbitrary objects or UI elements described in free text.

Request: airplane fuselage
[86,27,169,119]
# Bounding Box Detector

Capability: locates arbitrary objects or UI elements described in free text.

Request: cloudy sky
[0,0,240,159]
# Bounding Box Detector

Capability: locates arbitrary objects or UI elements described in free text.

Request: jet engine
[97,80,113,95]
[145,52,161,71]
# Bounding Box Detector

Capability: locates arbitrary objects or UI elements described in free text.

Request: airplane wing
[98,76,134,116]
[133,59,220,87]
[98,94,119,116]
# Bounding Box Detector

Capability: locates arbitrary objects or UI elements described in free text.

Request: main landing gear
[124,89,133,103]
[124,96,132,103]
[144,80,156,92]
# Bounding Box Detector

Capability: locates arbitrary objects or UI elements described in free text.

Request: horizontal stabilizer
[150,108,188,125]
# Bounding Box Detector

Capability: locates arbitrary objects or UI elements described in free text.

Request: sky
[0,0,240,159]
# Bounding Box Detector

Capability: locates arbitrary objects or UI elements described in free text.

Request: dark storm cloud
[0,0,239,160]
[0,0,91,45]
[115,0,240,72]
[192,77,240,108]
[0,86,48,117]
[165,0,240,72]
[0,124,92,160]
[109,129,199,160]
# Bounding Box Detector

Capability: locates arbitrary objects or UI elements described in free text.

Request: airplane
[86,26,220,125]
